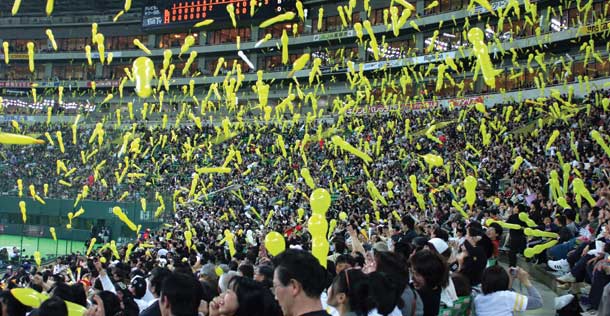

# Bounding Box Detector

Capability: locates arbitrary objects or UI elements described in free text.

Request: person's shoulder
[139,301,160,316]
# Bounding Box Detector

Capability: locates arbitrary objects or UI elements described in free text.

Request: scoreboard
[143,0,296,31]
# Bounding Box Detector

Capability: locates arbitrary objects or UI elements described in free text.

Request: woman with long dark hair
[208,276,282,316]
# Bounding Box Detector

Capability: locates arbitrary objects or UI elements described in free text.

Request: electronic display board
[143,0,296,31]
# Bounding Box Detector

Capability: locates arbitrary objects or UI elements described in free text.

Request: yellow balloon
[300,168,316,189]
[310,188,331,215]
[264,231,286,256]
[11,288,48,308]
[311,237,329,268]
[524,239,558,258]
[0,133,44,145]
[339,211,348,221]
[132,56,155,98]
[524,228,559,239]
[308,214,328,238]
[422,153,443,168]
[259,11,296,28]
[66,301,87,316]
[463,175,477,207]
[297,208,305,221]
[467,27,501,89]
[518,212,537,227]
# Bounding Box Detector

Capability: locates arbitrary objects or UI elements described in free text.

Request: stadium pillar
[44,63,53,79]
[95,62,103,79]
[147,34,156,48]
[416,0,425,16]
[249,26,260,71]
[250,25,259,42]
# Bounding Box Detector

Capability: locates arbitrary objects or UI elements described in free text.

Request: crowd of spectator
[0,88,610,316]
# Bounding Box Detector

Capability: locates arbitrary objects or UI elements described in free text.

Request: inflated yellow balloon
[2,41,9,64]
[339,211,348,221]
[34,251,41,267]
[332,135,373,163]
[317,7,324,31]
[518,212,537,227]
[312,237,329,268]
[300,168,316,189]
[11,0,22,15]
[486,219,522,230]
[132,57,155,98]
[421,153,443,168]
[289,53,310,77]
[194,19,214,28]
[19,201,26,223]
[0,133,44,145]
[475,102,486,113]
[366,181,388,206]
[264,231,286,256]
[182,51,197,76]
[133,38,151,54]
[49,227,57,241]
[45,0,54,15]
[591,130,610,158]
[308,213,328,238]
[259,11,296,28]
[310,188,331,215]
[85,45,92,65]
[226,3,237,27]
[66,301,87,316]
[56,131,64,153]
[543,129,560,150]
[45,29,57,51]
[363,20,379,61]
[281,29,289,64]
[512,156,523,173]
[523,228,559,239]
[524,239,558,258]
[11,288,47,308]
[86,237,96,256]
[467,27,501,88]
[26,42,35,72]
[463,175,477,207]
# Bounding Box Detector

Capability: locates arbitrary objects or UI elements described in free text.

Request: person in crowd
[473,265,543,316]
[140,268,172,316]
[409,249,448,316]
[209,276,282,316]
[272,249,331,316]
[38,296,68,316]
[158,273,201,316]
[0,290,28,316]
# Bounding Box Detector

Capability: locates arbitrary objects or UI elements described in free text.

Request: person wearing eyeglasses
[272,249,331,316]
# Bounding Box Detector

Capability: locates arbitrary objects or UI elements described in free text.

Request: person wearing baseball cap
[130,276,148,311]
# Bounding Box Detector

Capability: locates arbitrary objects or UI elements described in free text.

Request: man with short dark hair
[139,267,171,316]
[272,249,330,316]
[159,273,200,316]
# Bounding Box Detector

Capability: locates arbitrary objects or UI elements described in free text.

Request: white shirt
[474,290,528,316]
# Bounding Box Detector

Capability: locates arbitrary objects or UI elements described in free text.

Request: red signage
[448,96,485,108]
[0,81,34,88]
